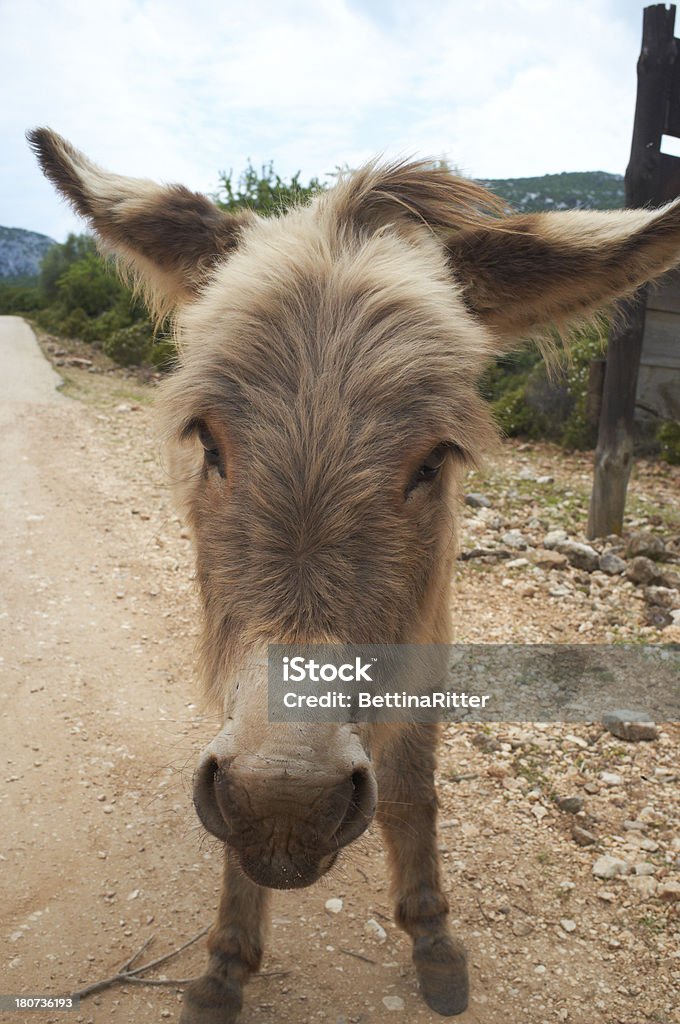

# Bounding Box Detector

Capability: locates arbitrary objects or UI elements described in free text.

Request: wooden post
[587,4,678,538]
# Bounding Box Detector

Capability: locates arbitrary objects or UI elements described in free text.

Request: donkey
[29,128,680,1022]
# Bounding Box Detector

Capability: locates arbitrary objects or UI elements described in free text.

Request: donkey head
[29,128,680,888]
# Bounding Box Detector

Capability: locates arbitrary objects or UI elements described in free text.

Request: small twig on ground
[72,926,209,1001]
[339,948,378,965]
[475,894,493,924]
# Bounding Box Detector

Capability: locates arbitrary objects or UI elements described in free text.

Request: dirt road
[1,318,677,1024]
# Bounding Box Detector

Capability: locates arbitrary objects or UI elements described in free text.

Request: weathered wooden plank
[637,363,680,418]
[641,308,680,366]
[645,267,680,313]
[657,152,680,201]
[588,4,678,539]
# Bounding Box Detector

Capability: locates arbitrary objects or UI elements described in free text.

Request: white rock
[365,918,387,942]
[592,855,631,879]
[325,898,343,914]
[628,876,658,898]
[543,529,568,549]
[560,918,577,933]
[634,863,656,876]
[502,530,527,550]
[382,996,404,1011]
[599,772,624,787]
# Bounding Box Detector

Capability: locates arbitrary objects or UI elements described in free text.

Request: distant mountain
[0,226,56,281]
[478,171,625,213]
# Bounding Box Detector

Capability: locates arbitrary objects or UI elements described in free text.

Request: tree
[215,160,324,216]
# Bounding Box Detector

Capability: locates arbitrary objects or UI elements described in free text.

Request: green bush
[102,323,154,367]
[54,253,127,317]
[0,282,43,313]
[149,338,178,372]
[482,330,605,449]
[657,419,680,464]
[215,160,324,215]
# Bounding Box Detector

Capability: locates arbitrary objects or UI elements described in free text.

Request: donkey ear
[445,204,680,344]
[27,128,252,319]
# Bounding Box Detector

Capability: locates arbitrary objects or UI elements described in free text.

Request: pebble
[599,772,624,787]
[644,586,680,610]
[501,530,527,550]
[557,795,584,814]
[625,556,658,586]
[659,568,680,589]
[382,996,404,1011]
[365,919,387,942]
[602,710,658,743]
[592,855,631,879]
[556,540,600,573]
[543,529,568,549]
[465,493,491,508]
[533,549,568,570]
[627,532,666,560]
[598,552,626,575]
[658,880,680,902]
[325,898,343,914]
[560,918,577,933]
[572,824,597,846]
[628,875,657,897]
[634,863,656,876]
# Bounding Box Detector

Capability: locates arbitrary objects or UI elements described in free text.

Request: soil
[1,317,678,1024]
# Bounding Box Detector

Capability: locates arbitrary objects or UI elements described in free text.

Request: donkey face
[29,129,680,890]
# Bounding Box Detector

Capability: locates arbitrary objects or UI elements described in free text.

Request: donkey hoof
[179,974,243,1024]
[413,934,469,1016]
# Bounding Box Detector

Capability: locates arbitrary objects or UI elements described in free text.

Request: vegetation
[215,159,324,215]
[481,331,606,450]
[479,170,625,213]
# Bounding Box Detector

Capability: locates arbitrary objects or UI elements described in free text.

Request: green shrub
[483,329,605,449]
[102,323,154,366]
[215,160,324,216]
[0,282,43,313]
[149,338,178,372]
[657,419,680,464]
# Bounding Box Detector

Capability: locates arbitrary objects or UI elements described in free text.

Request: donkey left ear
[445,203,680,344]
[27,128,252,319]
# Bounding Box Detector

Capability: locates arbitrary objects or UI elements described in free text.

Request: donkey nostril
[193,755,231,842]
[332,766,377,849]
[351,769,366,802]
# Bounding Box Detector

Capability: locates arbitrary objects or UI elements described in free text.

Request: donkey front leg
[181,846,269,1024]
[375,724,468,1016]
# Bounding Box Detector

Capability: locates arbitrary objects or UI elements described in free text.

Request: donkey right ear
[27,128,252,319]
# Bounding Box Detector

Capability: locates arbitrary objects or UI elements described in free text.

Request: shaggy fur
[29,127,680,1023]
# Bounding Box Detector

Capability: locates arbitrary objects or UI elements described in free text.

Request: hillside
[0,225,56,281]
[478,170,625,212]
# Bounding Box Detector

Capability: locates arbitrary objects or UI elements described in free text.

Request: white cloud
[1,0,646,240]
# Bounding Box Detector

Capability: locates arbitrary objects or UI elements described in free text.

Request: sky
[0,0,661,241]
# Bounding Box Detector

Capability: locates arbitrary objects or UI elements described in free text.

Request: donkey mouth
[238,850,339,890]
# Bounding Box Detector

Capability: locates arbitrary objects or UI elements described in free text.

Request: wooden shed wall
[636,268,680,419]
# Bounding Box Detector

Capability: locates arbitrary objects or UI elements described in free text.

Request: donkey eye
[197,422,225,478]
[407,443,451,495]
